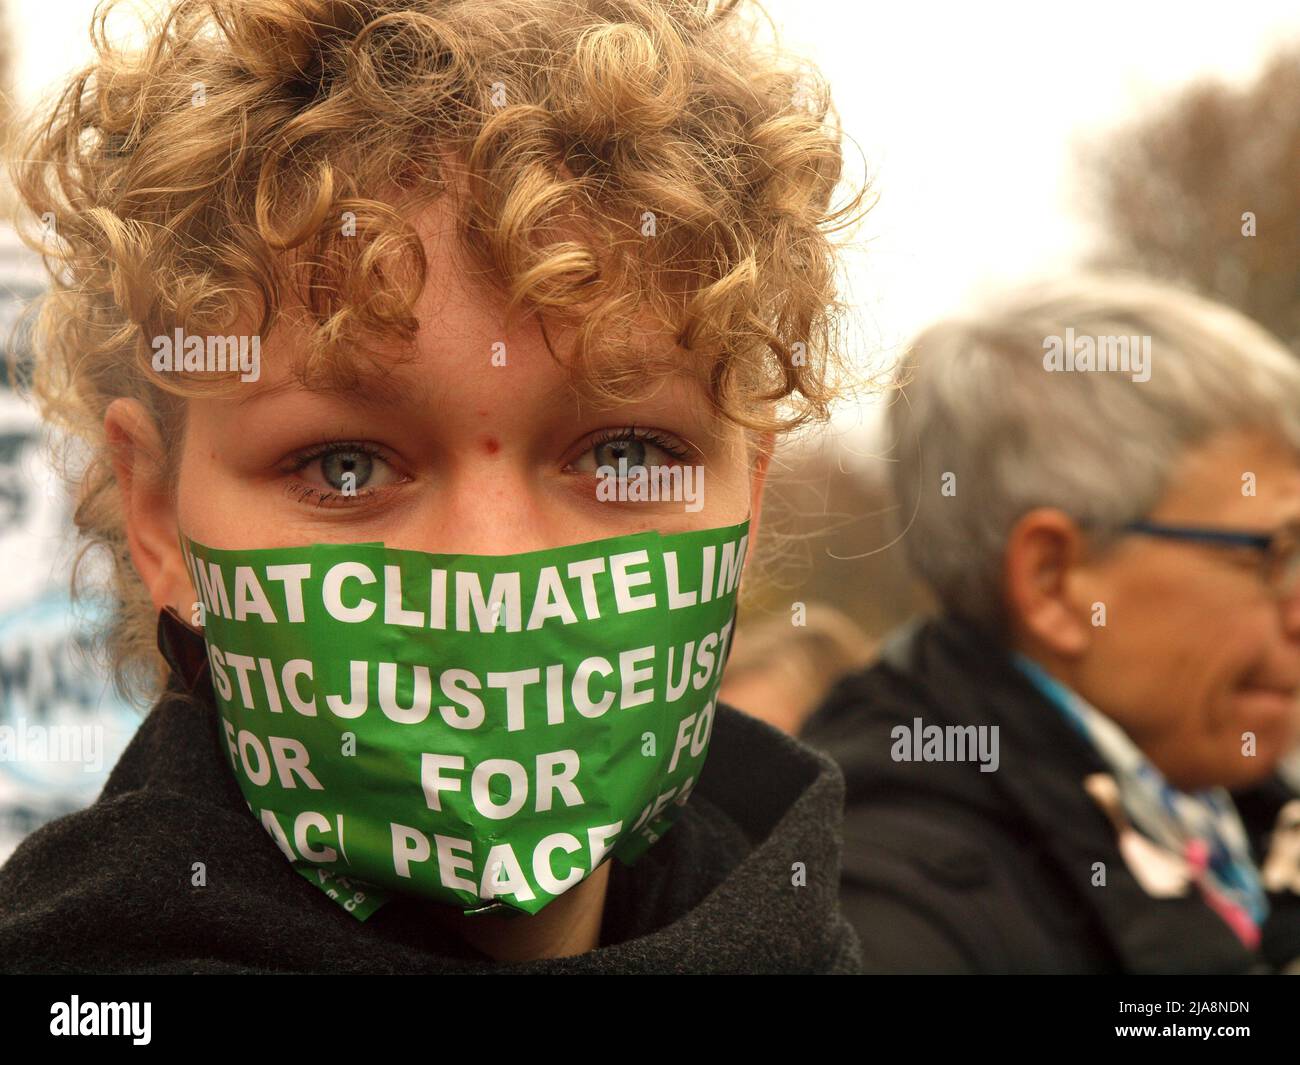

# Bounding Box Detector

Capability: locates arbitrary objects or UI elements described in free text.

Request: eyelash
[283,440,392,509]
[581,426,694,466]
[282,427,695,510]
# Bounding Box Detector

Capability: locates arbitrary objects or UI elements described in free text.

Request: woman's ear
[104,397,192,616]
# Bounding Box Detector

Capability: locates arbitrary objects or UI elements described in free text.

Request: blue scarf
[1011,652,1268,943]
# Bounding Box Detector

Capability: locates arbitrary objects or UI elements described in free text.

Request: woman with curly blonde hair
[0,0,870,974]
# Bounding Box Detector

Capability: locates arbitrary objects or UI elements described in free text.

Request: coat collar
[879,613,1265,972]
[156,605,212,693]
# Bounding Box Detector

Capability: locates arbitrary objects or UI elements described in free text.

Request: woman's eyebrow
[229,359,712,428]
[232,363,418,411]
[230,361,582,415]
[233,375,301,409]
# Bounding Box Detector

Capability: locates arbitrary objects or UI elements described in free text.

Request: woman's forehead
[246,191,698,393]
[195,323,723,443]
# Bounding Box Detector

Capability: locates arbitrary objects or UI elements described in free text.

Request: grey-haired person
[803,273,1300,974]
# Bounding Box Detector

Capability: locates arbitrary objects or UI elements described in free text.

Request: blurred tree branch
[1081,46,1300,351]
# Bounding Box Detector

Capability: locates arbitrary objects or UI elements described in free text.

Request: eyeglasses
[1116,519,1300,598]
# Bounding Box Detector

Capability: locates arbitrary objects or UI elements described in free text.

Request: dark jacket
[800,612,1300,974]
[0,608,861,974]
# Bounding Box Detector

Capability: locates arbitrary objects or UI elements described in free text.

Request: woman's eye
[570,430,691,475]
[284,442,401,505]
[595,436,649,470]
[320,448,374,491]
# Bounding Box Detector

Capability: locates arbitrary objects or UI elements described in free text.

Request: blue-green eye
[571,428,692,476]
[594,436,648,470]
[319,448,374,492]
[284,441,400,507]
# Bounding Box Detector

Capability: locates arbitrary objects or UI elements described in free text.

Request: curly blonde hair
[6,0,871,710]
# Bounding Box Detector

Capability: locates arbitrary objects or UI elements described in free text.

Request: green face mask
[178,519,749,921]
